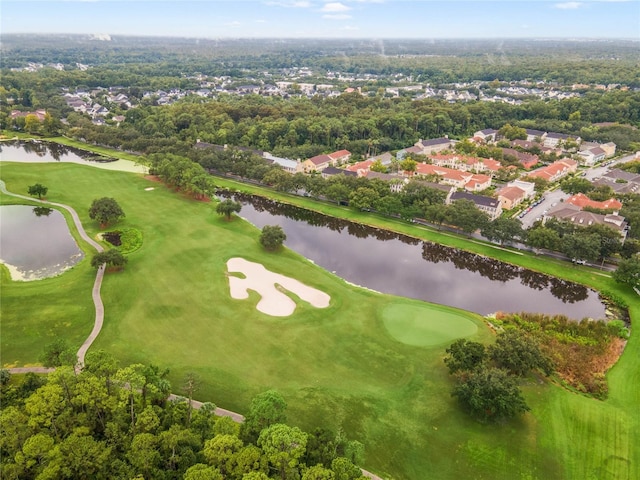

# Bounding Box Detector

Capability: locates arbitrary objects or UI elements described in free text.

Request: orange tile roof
[566,193,622,210]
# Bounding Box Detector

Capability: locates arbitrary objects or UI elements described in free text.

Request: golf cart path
[0,180,105,366]
[1,182,384,480]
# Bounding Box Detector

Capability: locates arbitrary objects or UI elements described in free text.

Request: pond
[0,205,84,281]
[0,140,147,173]
[231,194,606,319]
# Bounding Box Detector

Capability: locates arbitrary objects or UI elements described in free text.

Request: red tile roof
[566,193,622,211]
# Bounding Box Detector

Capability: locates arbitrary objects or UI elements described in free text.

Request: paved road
[519,187,568,229]
[583,152,638,181]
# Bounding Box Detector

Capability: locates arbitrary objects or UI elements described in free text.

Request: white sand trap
[227,257,330,317]
[145,187,155,191]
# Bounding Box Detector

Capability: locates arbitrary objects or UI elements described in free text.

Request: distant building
[10,109,47,121]
[497,186,527,210]
[413,137,456,155]
[263,152,301,174]
[321,166,358,179]
[473,128,498,142]
[448,191,502,220]
[545,203,627,240]
[543,132,581,148]
[565,193,622,211]
[526,158,578,183]
[302,150,351,172]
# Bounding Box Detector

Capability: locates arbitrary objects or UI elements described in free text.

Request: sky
[2,0,639,39]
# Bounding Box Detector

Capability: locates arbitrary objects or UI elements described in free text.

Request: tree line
[0,348,368,480]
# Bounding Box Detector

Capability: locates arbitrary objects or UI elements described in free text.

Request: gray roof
[365,171,399,181]
[369,152,393,165]
[450,191,500,208]
[412,180,453,194]
[547,203,627,232]
[263,152,297,170]
[603,169,640,182]
[420,137,452,147]
[322,166,357,177]
[546,132,573,139]
[525,129,545,136]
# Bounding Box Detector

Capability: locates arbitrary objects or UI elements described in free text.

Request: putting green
[382,303,478,346]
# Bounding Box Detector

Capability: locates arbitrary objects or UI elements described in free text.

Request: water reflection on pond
[0,139,107,163]
[0,205,84,280]
[0,140,147,173]
[230,193,606,319]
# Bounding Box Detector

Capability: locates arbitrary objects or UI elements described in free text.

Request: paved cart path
[1,181,385,480]
[0,180,105,366]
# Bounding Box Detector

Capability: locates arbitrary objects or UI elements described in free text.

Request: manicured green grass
[1,160,638,480]
[382,303,478,346]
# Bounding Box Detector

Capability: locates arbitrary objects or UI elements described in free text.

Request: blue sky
[2,1,639,39]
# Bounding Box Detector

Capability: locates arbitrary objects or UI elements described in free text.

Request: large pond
[0,205,84,281]
[0,140,147,173]
[231,194,606,319]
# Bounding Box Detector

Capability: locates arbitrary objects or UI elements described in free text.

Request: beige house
[414,137,456,155]
[497,186,527,210]
[302,149,351,172]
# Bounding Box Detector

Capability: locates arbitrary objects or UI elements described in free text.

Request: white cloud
[323,13,352,19]
[554,2,583,9]
[225,21,241,27]
[264,1,312,8]
[321,2,351,12]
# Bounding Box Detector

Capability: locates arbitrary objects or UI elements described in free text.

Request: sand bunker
[227,257,330,317]
[145,187,155,191]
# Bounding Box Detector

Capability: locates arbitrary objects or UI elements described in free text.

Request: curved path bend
[0,180,105,367]
[1,181,385,480]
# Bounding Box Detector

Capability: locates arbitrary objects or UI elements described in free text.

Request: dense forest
[0,351,367,480]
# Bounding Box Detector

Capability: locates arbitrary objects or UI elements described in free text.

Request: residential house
[413,137,456,155]
[577,146,606,166]
[565,193,622,211]
[593,176,640,195]
[10,109,47,121]
[511,139,537,150]
[368,152,394,166]
[497,186,527,210]
[602,142,617,158]
[527,158,578,183]
[321,166,358,179]
[328,150,352,165]
[347,159,374,176]
[448,191,503,220]
[545,203,627,240]
[525,129,546,142]
[364,171,407,193]
[415,163,465,187]
[506,179,536,198]
[473,128,498,142]
[263,153,301,174]
[464,174,492,192]
[429,154,502,174]
[543,132,581,149]
[302,149,351,172]
[412,180,454,201]
[501,148,539,169]
[396,145,425,160]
